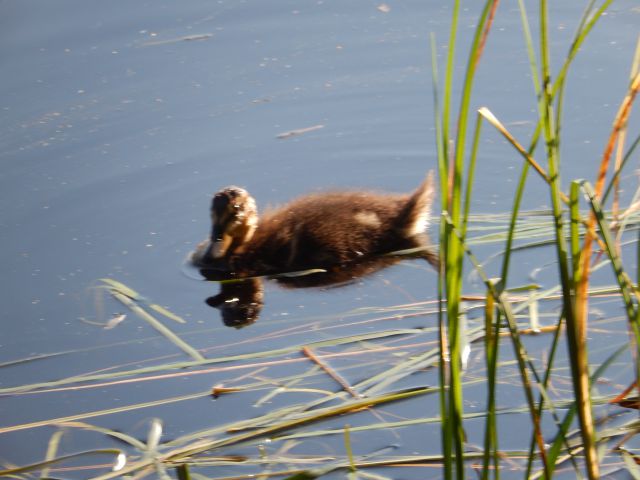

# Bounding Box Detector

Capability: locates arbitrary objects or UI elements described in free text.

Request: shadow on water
[198,250,436,328]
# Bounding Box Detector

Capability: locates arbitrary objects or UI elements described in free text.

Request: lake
[1,1,639,478]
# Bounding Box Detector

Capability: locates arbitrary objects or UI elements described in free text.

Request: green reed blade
[438,1,501,476]
[462,111,482,240]
[580,181,637,325]
[176,463,192,480]
[525,311,573,479]
[445,213,549,475]
[481,287,499,480]
[540,342,630,480]
[602,131,640,205]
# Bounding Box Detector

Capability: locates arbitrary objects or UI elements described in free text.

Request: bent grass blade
[111,291,204,361]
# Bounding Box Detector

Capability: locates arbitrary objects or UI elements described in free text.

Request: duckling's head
[208,186,258,259]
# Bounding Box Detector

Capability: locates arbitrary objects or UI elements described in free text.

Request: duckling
[192,172,438,276]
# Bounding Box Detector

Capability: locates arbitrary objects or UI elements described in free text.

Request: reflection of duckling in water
[191,172,439,277]
[205,279,264,329]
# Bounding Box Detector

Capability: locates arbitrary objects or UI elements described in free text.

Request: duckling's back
[233,174,436,274]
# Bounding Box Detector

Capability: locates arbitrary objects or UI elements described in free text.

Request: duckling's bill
[211,226,234,258]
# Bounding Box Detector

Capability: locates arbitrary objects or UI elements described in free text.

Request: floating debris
[251,97,272,104]
[141,33,213,47]
[377,4,391,13]
[276,124,324,139]
[211,384,243,398]
[104,313,127,330]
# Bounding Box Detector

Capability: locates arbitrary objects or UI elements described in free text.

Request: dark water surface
[2,1,639,477]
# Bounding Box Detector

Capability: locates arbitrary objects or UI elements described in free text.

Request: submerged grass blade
[0,390,210,435]
[0,449,123,476]
[621,450,640,479]
[91,387,432,480]
[41,429,65,479]
[111,292,204,361]
[100,278,186,324]
[344,425,356,473]
[99,278,140,299]
[149,303,186,324]
[0,328,427,396]
[57,420,148,451]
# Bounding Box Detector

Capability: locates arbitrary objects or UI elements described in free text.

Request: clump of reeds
[435,0,640,478]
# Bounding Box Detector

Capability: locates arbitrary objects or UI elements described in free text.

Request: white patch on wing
[354,211,382,228]
[406,209,430,236]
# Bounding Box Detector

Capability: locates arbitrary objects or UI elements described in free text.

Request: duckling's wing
[398,171,435,238]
